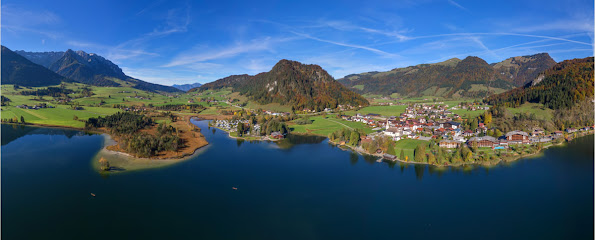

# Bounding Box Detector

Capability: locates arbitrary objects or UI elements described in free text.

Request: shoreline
[5,120,592,169]
[93,133,211,173]
[1,122,103,134]
[329,132,593,168]
[3,117,210,162]
[100,115,209,162]
[197,117,283,142]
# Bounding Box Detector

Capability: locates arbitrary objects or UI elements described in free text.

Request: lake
[2,120,593,239]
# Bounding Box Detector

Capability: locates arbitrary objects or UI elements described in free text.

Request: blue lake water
[2,121,593,239]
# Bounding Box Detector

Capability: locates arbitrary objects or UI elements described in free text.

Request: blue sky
[2,0,593,86]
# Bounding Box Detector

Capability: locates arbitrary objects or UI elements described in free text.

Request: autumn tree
[427,152,436,164]
[386,140,396,155]
[484,111,492,125]
[349,131,360,146]
[414,144,426,162]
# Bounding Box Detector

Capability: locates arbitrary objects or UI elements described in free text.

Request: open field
[506,102,554,121]
[450,109,487,119]
[289,116,375,136]
[393,139,428,161]
[353,85,364,90]
[1,105,121,128]
[344,105,408,117]
[468,84,508,94]
[227,92,292,112]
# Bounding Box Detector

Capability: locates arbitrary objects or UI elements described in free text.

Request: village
[210,118,286,140]
[338,102,593,152]
[204,100,594,154]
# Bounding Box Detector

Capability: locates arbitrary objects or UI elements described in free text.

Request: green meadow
[505,103,554,121]
[344,105,408,117]
[1,105,120,128]
[290,116,375,136]
[393,139,428,161]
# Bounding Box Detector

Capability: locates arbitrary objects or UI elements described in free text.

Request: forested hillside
[191,60,369,111]
[338,53,555,97]
[1,46,70,87]
[485,57,594,130]
[485,57,594,109]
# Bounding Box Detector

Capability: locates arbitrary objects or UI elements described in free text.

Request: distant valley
[172,82,202,91]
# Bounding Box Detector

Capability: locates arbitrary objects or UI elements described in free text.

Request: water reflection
[414,165,424,180]
[1,124,95,146]
[362,154,377,165]
[349,152,358,165]
[275,134,326,149]
[197,119,593,182]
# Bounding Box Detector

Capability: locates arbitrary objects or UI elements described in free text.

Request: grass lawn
[246,102,292,112]
[506,103,553,121]
[353,85,364,90]
[451,109,486,119]
[1,105,120,128]
[198,107,224,115]
[289,116,374,136]
[344,105,408,117]
[393,139,428,161]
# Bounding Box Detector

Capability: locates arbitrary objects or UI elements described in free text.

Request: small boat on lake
[90,193,96,197]
[232,187,238,190]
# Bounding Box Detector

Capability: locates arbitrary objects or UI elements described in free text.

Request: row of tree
[19,87,74,97]
[85,112,153,135]
[153,104,206,112]
[1,116,25,124]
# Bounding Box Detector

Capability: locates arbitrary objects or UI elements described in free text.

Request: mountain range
[192,59,369,110]
[172,82,202,91]
[338,53,556,97]
[7,47,180,92]
[1,46,70,87]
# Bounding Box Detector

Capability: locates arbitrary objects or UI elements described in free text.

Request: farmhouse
[439,140,459,148]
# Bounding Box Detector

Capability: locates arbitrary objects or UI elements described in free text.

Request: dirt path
[22,109,48,120]
[324,118,353,130]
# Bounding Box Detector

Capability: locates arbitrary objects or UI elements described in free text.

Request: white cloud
[513,18,594,33]
[245,59,272,74]
[447,0,467,11]
[162,37,292,67]
[291,31,399,57]
[66,40,158,63]
[308,20,411,41]
[1,4,61,26]
[469,36,500,59]
[121,67,213,85]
